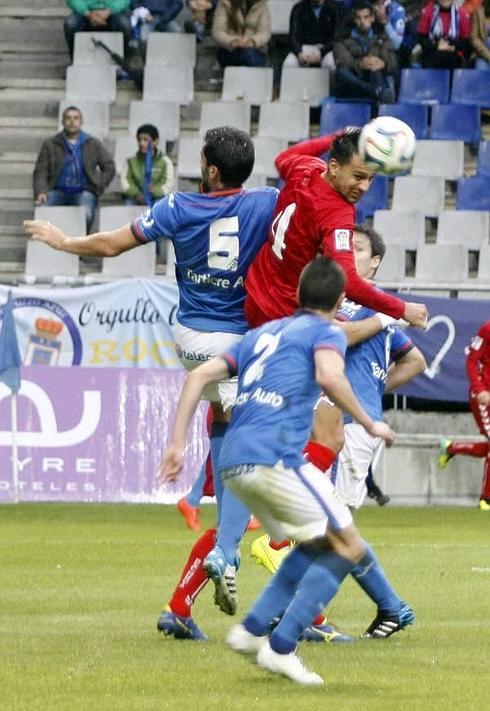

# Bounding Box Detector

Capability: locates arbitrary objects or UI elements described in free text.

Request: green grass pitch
[1,504,489,711]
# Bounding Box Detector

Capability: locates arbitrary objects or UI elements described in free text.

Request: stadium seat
[65,64,117,103]
[269,0,294,34]
[114,135,135,175]
[478,243,490,281]
[58,99,110,140]
[221,67,274,104]
[252,136,288,177]
[477,141,490,176]
[378,103,429,139]
[258,102,310,142]
[355,174,389,222]
[319,102,371,136]
[374,244,406,282]
[398,69,450,104]
[415,244,469,283]
[143,65,193,104]
[99,206,156,277]
[26,206,86,281]
[451,69,490,107]
[392,176,445,217]
[200,101,251,135]
[279,67,329,107]
[73,32,123,65]
[412,140,464,180]
[456,176,490,211]
[129,101,180,143]
[243,173,268,189]
[373,210,425,249]
[177,134,202,179]
[436,211,489,248]
[146,33,196,67]
[430,104,480,144]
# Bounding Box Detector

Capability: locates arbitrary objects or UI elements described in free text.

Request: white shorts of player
[336,423,382,509]
[224,460,353,543]
[173,322,241,410]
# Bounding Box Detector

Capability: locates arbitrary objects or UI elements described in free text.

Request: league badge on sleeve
[334,229,351,252]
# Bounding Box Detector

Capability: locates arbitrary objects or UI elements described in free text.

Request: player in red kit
[245,128,428,473]
[439,321,490,510]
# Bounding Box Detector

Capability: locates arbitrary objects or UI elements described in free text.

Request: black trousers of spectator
[64,11,132,59]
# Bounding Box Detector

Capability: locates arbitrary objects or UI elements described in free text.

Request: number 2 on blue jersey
[243,332,282,386]
[208,217,239,271]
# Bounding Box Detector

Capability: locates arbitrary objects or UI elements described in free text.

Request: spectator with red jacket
[417,0,472,68]
[438,321,490,511]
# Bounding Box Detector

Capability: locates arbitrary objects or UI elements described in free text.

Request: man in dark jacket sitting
[333,0,398,104]
[282,0,339,70]
[33,106,115,231]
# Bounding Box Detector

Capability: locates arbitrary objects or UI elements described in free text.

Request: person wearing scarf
[417,0,472,67]
[121,124,175,206]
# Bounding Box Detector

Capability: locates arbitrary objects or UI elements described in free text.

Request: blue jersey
[130,187,278,334]
[337,295,413,423]
[219,311,347,470]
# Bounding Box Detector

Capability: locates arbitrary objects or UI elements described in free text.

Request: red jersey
[466,321,490,394]
[245,135,406,325]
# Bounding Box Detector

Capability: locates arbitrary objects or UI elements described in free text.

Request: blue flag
[143,138,154,207]
[0,291,21,393]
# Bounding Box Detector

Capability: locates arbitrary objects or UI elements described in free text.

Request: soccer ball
[358,116,416,176]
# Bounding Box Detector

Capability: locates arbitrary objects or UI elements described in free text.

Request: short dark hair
[299,256,346,311]
[354,223,386,261]
[203,126,255,187]
[329,129,362,165]
[137,124,159,141]
[62,105,82,119]
[353,0,375,13]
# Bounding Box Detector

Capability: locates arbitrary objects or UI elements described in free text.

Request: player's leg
[307,397,344,471]
[176,459,206,530]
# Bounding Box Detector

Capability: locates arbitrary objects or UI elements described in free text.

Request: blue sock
[270,550,353,654]
[351,541,401,614]
[244,544,318,637]
[187,461,206,507]
[209,422,227,516]
[216,487,251,566]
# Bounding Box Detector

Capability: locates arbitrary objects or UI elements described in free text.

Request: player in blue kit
[24,126,279,639]
[335,225,426,514]
[161,257,397,685]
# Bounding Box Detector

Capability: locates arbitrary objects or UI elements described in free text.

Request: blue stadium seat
[319,102,371,136]
[355,174,389,222]
[398,69,450,105]
[378,103,429,139]
[456,176,490,211]
[451,69,490,107]
[430,103,480,144]
[477,141,490,177]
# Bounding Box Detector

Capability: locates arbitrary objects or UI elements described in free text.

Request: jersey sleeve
[314,324,347,359]
[466,322,490,393]
[221,341,241,377]
[390,328,414,361]
[275,135,335,180]
[129,193,178,244]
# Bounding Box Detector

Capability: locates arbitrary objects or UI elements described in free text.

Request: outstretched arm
[158,357,231,483]
[23,220,138,257]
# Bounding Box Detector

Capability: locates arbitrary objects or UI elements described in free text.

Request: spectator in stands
[184,0,218,41]
[33,106,115,231]
[212,0,271,67]
[121,124,174,205]
[333,1,397,104]
[64,1,132,59]
[282,0,338,71]
[417,0,472,68]
[131,1,184,60]
[372,0,414,66]
[471,0,490,68]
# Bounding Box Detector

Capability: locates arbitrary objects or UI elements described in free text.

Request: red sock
[269,539,290,550]
[168,527,216,617]
[303,440,336,472]
[448,441,489,458]
[481,453,490,500]
[312,614,325,626]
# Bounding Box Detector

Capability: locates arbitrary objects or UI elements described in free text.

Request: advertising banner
[0,366,208,503]
[0,280,180,370]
